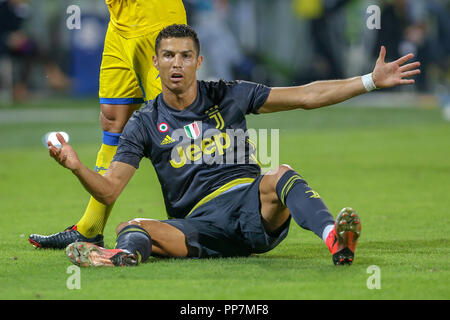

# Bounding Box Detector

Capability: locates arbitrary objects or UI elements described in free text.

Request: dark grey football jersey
[113,80,271,218]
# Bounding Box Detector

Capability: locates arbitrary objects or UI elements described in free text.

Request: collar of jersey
[159,82,201,113]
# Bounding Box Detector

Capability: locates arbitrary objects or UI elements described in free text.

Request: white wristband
[361,73,377,92]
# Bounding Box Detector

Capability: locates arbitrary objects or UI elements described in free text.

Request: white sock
[322,224,335,242]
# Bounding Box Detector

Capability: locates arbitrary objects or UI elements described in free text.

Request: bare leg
[259,165,293,234]
[260,163,337,238]
[116,219,189,257]
[100,103,141,133]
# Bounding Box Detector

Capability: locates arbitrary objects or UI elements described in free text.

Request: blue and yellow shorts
[99,20,186,105]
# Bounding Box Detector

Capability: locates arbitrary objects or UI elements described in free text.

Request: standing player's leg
[28,25,145,248]
[74,24,152,240]
[28,102,142,248]
[34,104,143,245]
[259,165,361,265]
[74,103,141,238]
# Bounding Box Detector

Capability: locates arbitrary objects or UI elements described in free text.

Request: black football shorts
[162,175,291,258]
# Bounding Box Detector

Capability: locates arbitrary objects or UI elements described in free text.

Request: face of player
[153,37,203,97]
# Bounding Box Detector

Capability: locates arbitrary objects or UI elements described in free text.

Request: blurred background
[0,0,449,110]
[1,2,449,299]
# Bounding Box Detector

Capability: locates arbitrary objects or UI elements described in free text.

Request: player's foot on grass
[66,242,138,267]
[326,207,361,265]
[28,225,104,249]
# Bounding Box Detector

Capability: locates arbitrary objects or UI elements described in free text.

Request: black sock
[276,170,335,239]
[115,225,152,263]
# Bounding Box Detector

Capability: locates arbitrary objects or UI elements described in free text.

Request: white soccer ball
[43,131,70,148]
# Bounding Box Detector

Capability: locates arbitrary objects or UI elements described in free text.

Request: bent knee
[260,164,295,196]
[115,219,144,235]
[115,218,161,236]
[266,164,294,183]
[275,164,293,178]
[115,221,129,235]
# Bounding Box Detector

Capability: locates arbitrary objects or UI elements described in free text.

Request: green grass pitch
[0,98,449,300]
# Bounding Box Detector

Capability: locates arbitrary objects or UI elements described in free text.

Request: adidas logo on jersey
[161,135,176,145]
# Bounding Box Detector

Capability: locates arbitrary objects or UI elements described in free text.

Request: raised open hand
[372,46,421,89]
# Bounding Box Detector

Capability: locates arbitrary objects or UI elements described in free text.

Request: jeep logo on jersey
[169,130,232,169]
[168,126,280,171]
[184,122,201,139]
[169,121,232,168]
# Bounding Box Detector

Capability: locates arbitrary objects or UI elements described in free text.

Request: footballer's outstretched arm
[48,133,136,206]
[258,46,421,113]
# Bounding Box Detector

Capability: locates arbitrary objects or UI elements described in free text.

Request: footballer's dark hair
[155,24,200,56]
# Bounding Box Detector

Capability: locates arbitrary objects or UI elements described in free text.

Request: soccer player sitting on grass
[47,24,420,267]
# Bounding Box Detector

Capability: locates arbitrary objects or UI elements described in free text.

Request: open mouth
[170,73,184,81]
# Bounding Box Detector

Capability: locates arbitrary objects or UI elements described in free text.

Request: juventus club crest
[205,105,225,130]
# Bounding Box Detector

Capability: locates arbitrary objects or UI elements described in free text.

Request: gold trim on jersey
[184,177,256,218]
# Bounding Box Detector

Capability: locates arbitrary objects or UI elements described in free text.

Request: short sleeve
[112,112,148,169]
[233,80,271,115]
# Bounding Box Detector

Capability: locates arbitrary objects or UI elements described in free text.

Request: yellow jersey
[105,0,186,38]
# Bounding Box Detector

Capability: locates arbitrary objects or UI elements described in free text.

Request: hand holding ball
[43,132,70,148]
[45,131,80,171]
